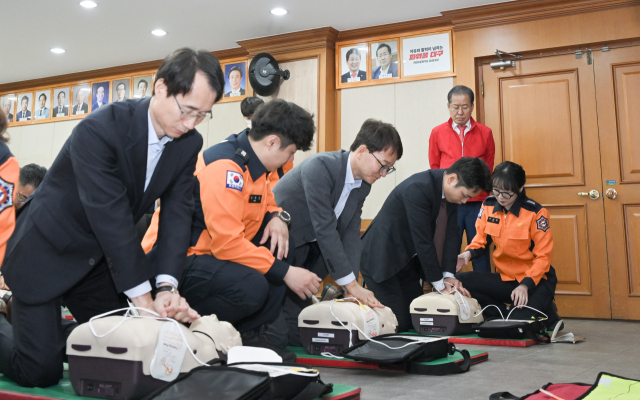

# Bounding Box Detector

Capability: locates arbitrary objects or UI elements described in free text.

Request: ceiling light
[151,29,167,36]
[270,8,288,15]
[80,1,97,8]
[51,48,66,54]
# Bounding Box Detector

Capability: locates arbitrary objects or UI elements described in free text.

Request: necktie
[352,73,356,78]
[39,110,42,116]
[434,200,448,267]
[457,125,466,145]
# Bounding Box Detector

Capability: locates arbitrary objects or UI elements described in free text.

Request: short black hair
[116,82,125,90]
[240,97,264,118]
[21,96,28,104]
[19,163,47,189]
[377,43,392,57]
[346,48,361,62]
[249,99,315,151]
[447,85,475,104]
[154,48,225,103]
[445,157,492,192]
[39,93,47,101]
[228,66,243,79]
[57,91,65,99]
[349,119,403,160]
[138,79,148,88]
[492,161,526,195]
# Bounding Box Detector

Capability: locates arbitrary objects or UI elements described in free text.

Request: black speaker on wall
[248,53,290,96]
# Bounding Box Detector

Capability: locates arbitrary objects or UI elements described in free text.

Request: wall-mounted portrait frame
[14,91,34,124]
[91,81,110,112]
[371,40,400,81]
[0,94,17,124]
[33,89,52,121]
[133,75,152,99]
[219,60,248,103]
[52,87,70,119]
[71,83,91,119]
[338,44,369,87]
[112,77,131,103]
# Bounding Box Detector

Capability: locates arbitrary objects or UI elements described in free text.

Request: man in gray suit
[271,119,403,346]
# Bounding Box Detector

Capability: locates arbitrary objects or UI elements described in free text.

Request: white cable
[505,305,548,321]
[88,307,211,367]
[320,352,345,359]
[473,304,505,320]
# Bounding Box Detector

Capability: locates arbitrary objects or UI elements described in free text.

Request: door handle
[578,190,600,200]
[605,188,618,199]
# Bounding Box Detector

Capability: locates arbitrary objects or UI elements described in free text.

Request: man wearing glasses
[0,48,225,388]
[268,119,402,347]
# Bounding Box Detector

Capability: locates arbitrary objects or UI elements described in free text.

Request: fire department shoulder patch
[477,207,484,219]
[536,216,549,232]
[0,176,15,214]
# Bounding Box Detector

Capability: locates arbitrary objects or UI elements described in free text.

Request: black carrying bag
[473,319,550,342]
[340,333,472,375]
[227,362,333,400]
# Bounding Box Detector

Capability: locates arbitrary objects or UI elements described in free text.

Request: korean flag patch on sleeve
[226,170,244,191]
[477,207,484,219]
[0,176,14,214]
[536,216,550,232]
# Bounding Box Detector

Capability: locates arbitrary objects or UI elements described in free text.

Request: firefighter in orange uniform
[0,109,18,292]
[456,161,562,331]
[143,100,320,360]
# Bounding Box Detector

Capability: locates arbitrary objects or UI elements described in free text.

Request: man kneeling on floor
[143,99,320,361]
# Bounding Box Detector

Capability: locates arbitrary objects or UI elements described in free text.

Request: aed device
[298,300,398,355]
[410,292,484,335]
[67,314,242,400]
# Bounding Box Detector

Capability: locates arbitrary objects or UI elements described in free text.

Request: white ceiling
[0,0,512,85]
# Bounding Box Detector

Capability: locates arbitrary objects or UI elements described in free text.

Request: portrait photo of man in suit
[91,82,109,110]
[15,94,32,122]
[53,89,69,118]
[134,77,151,99]
[224,64,246,98]
[72,85,89,115]
[33,92,50,120]
[112,79,130,102]
[372,42,399,79]
[1,97,14,123]
[341,47,367,83]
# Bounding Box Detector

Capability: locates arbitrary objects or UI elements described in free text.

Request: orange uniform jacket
[0,142,19,269]
[142,130,289,281]
[466,195,553,291]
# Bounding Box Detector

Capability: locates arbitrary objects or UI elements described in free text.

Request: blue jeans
[458,201,491,272]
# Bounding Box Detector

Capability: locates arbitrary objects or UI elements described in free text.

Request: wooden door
[594,46,640,320]
[482,54,611,318]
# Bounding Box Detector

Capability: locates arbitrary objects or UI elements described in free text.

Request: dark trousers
[458,201,491,272]
[456,267,557,320]
[0,260,128,387]
[179,218,292,334]
[362,256,425,333]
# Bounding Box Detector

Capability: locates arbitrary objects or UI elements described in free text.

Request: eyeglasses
[174,96,212,124]
[449,105,471,112]
[492,189,516,199]
[16,192,29,204]
[370,152,396,175]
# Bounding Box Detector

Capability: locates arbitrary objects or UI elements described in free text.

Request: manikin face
[348,54,361,74]
[229,71,241,91]
[116,84,125,100]
[377,46,391,69]
[39,95,46,109]
[21,99,28,111]
[448,94,474,126]
[77,90,85,104]
[58,92,65,106]
[97,87,105,102]
[138,82,147,97]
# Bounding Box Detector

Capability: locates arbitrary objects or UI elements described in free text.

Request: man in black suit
[53,91,68,118]
[224,66,246,97]
[341,47,367,83]
[0,48,225,388]
[360,157,492,332]
[16,96,31,122]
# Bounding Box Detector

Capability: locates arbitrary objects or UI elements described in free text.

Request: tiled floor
[316,319,640,399]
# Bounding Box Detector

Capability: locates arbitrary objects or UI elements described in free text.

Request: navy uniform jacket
[341,70,367,83]
[360,169,459,283]
[3,98,202,304]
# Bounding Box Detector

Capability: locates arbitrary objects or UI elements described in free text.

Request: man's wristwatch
[277,210,291,226]
[157,285,178,295]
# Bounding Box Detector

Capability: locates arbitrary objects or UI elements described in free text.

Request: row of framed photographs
[336,30,454,89]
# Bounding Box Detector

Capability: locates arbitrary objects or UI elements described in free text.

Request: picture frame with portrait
[337,44,369,88]
[112,78,131,103]
[52,87,70,118]
[0,94,17,124]
[91,81,110,111]
[15,92,34,123]
[133,75,152,99]
[220,61,247,102]
[371,40,400,80]
[71,84,90,118]
[33,89,52,121]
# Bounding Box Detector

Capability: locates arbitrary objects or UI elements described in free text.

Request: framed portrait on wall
[91,81,110,111]
[401,31,453,77]
[52,87,70,118]
[0,94,16,123]
[340,44,368,84]
[71,84,90,116]
[15,92,33,122]
[223,62,247,100]
[133,75,152,99]
[33,90,51,121]
[112,78,131,103]
[371,40,399,80]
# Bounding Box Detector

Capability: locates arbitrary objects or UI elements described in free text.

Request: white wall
[6,120,80,168]
[341,77,454,219]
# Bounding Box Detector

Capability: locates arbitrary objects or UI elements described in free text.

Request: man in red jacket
[428,85,495,272]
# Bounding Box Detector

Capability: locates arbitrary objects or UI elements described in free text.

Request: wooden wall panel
[624,205,640,296]
[613,64,640,182]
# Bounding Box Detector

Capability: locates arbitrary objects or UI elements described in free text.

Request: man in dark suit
[16,96,31,122]
[91,84,108,110]
[72,89,89,115]
[360,157,492,332]
[0,48,225,388]
[341,47,367,83]
[270,119,403,346]
[372,43,398,79]
[53,91,68,118]
[224,66,246,97]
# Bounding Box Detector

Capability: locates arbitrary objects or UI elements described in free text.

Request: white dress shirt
[452,119,471,136]
[124,111,175,299]
[333,153,362,286]
[431,174,455,291]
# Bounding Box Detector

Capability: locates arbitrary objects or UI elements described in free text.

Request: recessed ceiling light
[270,8,288,15]
[51,48,66,54]
[151,29,167,36]
[80,1,97,8]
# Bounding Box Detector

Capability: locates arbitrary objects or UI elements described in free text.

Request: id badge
[150,321,188,382]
